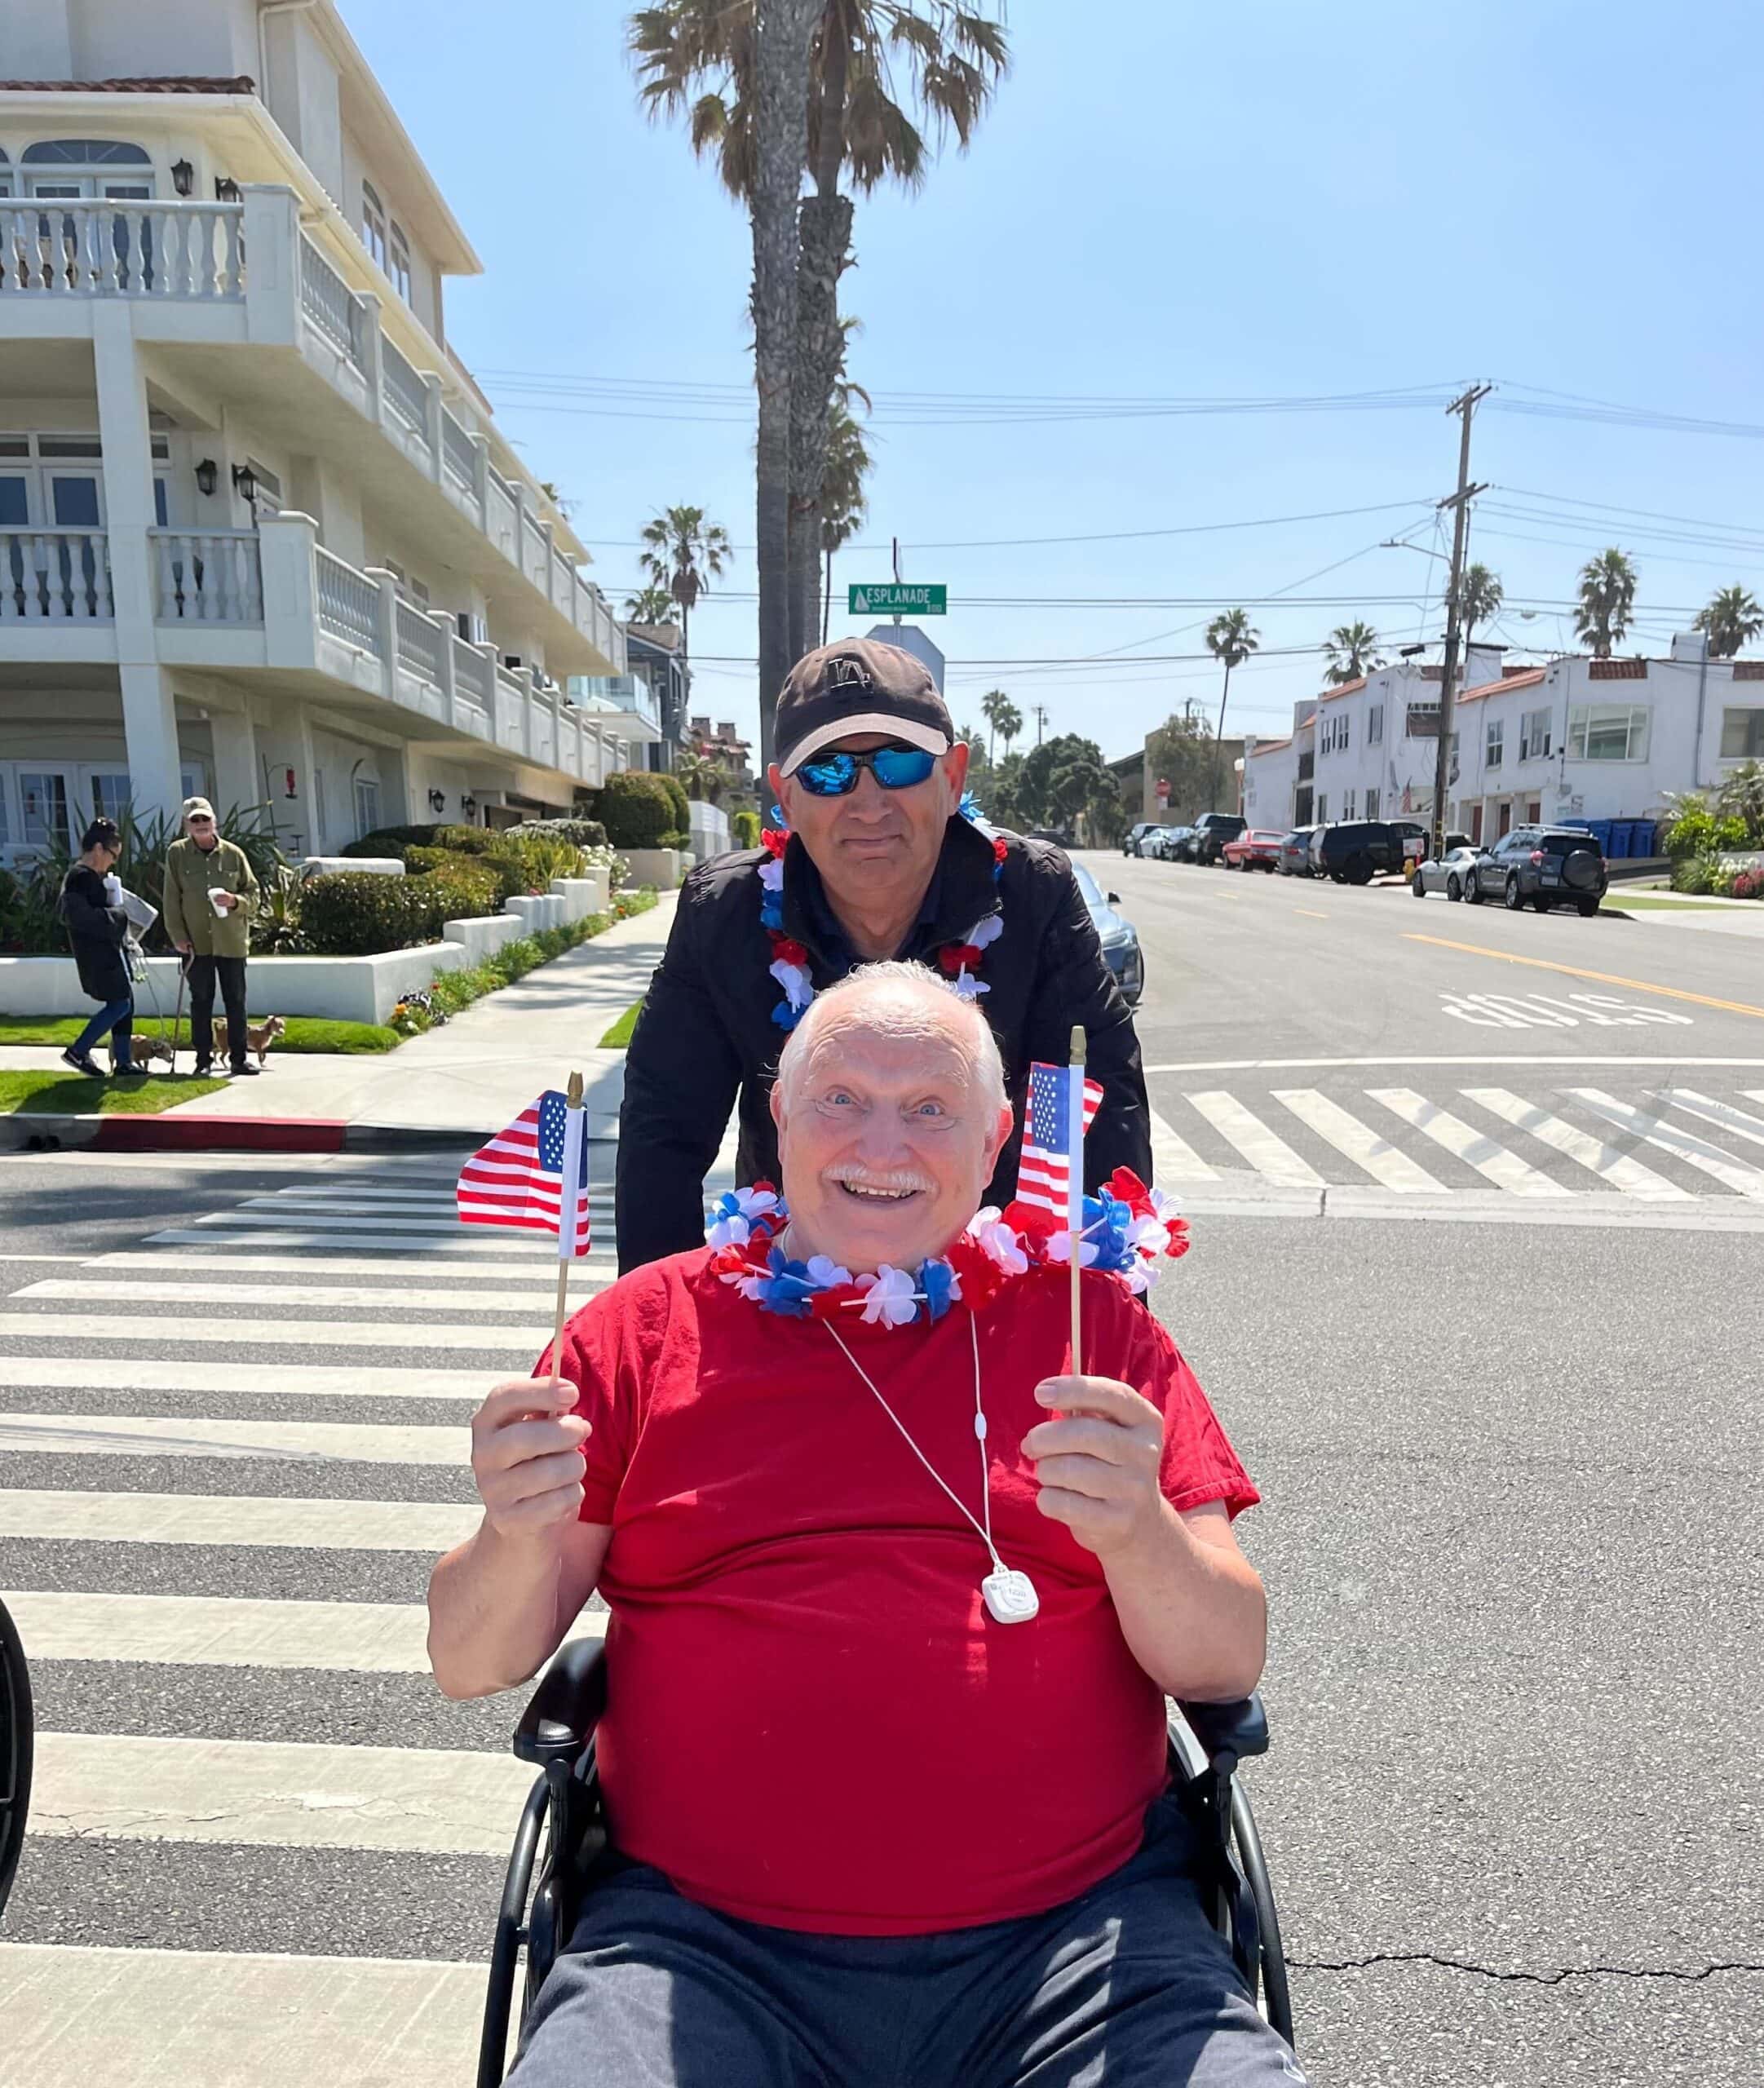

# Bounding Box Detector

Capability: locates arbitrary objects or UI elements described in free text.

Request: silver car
[1410,844,1481,902]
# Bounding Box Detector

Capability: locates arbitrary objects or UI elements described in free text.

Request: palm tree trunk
[1211,661,1233,806]
[752,0,821,786]
[822,542,833,645]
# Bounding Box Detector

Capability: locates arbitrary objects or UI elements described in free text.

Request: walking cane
[170,953,188,1075]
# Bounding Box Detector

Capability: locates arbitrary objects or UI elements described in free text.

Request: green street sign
[848,582,947,616]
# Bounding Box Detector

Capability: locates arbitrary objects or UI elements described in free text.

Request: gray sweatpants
[508,1796,1306,2086]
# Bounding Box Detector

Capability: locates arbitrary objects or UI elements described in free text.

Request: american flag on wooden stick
[1017,1060,1103,1218]
[457,1089,592,1257]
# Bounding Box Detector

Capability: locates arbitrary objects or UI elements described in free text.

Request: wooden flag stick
[552,1068,585,1374]
[1068,1024,1085,1376]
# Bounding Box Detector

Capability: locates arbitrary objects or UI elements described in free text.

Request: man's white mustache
[825,1166,932,1196]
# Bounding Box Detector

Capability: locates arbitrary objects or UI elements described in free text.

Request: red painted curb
[92,1115,348,1153]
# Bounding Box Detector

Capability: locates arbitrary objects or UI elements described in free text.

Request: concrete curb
[2,1113,493,1155]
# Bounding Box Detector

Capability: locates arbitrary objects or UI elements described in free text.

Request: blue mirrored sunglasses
[794,743,939,798]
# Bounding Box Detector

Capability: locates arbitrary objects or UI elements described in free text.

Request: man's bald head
[776,961,1005,1116]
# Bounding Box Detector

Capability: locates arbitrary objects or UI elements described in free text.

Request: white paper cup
[207,887,230,918]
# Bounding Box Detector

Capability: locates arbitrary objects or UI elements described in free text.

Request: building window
[1719,707,1764,760]
[86,771,131,821]
[1315,792,1327,822]
[361,181,388,270]
[1519,706,1552,761]
[353,776,381,837]
[1485,719,1503,768]
[20,770,71,848]
[1368,702,1383,745]
[1342,789,1357,819]
[388,222,412,303]
[1406,701,1441,737]
[1364,785,1379,820]
[1567,703,1650,762]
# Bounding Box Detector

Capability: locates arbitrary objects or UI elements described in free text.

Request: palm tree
[674,750,727,805]
[630,2,1010,721]
[623,585,679,627]
[1205,608,1259,803]
[639,504,734,672]
[1694,584,1764,660]
[980,688,1015,763]
[818,388,873,642]
[992,694,1023,759]
[1575,548,1638,658]
[1322,621,1382,686]
[1460,563,1503,645]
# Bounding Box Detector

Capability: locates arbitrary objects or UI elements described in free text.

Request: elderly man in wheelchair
[430,960,1302,2086]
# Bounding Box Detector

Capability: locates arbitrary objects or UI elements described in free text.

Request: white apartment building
[0,0,630,865]
[1243,636,1764,847]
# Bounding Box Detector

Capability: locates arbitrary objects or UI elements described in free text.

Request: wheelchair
[477,1639,1293,2085]
[0,1594,32,1920]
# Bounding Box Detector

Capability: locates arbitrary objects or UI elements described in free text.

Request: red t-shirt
[548,1249,1257,1935]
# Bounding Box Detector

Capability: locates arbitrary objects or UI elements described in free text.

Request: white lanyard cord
[822,1310,1004,1577]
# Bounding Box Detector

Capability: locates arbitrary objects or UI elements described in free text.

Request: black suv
[1314,820,1407,884]
[1191,812,1247,865]
[1463,827,1607,915]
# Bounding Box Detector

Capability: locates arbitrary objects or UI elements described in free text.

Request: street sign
[848,582,947,616]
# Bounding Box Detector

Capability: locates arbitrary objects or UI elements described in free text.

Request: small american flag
[1018,1060,1103,1219]
[457,1089,591,1258]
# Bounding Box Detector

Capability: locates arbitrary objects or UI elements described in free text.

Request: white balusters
[0,201,244,299]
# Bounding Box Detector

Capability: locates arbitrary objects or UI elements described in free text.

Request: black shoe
[60,1047,103,1077]
[192,1059,218,1077]
[111,1062,139,1078]
[232,1062,260,1077]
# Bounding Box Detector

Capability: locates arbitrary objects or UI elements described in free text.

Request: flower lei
[758,794,1008,1031]
[704,1169,1189,1328]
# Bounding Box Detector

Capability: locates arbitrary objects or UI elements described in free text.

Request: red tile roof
[1452,668,1546,708]
[1247,737,1292,754]
[0,77,254,95]
[1587,657,1649,679]
[1315,676,1367,702]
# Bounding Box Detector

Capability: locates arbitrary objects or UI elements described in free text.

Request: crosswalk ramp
[1150,1081,1764,1205]
[0,1157,617,2086]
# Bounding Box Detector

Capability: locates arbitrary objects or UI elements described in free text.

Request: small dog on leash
[214,1014,287,1067]
[134,1035,179,1070]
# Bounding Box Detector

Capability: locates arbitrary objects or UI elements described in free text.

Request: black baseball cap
[774,639,955,777]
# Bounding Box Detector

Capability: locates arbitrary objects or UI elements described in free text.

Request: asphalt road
[2,856,1762,2087]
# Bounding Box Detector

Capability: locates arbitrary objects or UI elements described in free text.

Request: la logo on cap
[827,655,873,690]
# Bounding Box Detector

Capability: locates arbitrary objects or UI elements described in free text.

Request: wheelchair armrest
[514,1637,608,1767]
[1176,1692,1269,1763]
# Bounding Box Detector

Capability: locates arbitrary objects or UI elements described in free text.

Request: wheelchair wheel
[478,1772,547,2088]
[1231,1780,1294,2048]
[0,1596,32,1919]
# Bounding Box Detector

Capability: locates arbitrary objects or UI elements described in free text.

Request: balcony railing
[297,236,364,368]
[453,631,495,710]
[151,529,263,624]
[0,200,244,299]
[395,595,445,684]
[381,335,430,442]
[315,546,382,656]
[1,529,113,621]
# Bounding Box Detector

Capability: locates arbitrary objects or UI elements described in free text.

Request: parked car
[1191,812,1248,865]
[1221,828,1285,872]
[1147,824,1191,861]
[1410,844,1482,901]
[1390,820,1429,870]
[1313,820,1409,885]
[1072,860,1143,1005]
[1278,825,1320,877]
[1462,827,1608,915]
[1122,822,1161,858]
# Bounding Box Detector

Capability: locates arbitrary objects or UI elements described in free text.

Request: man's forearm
[427,1517,564,1700]
[1103,1502,1267,1702]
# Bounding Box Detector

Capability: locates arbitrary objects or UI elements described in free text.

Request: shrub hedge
[511,816,608,849]
[597,771,680,849]
[732,808,761,849]
[298,871,456,955]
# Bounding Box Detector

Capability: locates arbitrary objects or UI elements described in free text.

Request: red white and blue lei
[705,1170,1189,1327]
[760,794,1006,1031]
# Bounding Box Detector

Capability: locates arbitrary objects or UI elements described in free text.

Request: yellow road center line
[1403,934,1764,1021]
[1294,909,1329,920]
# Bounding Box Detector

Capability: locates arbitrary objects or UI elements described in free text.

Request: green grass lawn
[1608,896,1757,912]
[598,998,643,1049]
[0,1069,232,1115]
[0,1015,400,1054]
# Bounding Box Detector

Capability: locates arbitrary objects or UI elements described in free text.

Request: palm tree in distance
[1575,548,1638,657]
[639,504,732,671]
[623,585,679,628]
[1322,621,1382,686]
[992,693,1023,759]
[980,688,1015,763]
[1460,564,1504,647]
[1694,584,1764,659]
[1205,608,1259,804]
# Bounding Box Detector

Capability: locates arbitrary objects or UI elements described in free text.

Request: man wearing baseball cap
[163,797,259,1078]
[617,639,1152,1271]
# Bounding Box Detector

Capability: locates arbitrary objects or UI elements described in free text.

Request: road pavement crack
[1288,1950,1764,1987]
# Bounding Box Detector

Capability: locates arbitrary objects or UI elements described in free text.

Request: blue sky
[346,0,1764,761]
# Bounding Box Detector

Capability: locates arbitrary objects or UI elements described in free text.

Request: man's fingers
[1026,1453,1127,1502]
[477,1378,581,1427]
[486,1447,587,1508]
[1034,1374,1157,1425]
[1021,1414,1157,1466]
[476,1415,590,1476]
[489,1476,584,1533]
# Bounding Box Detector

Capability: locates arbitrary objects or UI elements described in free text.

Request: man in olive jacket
[616,639,1152,1272]
[163,797,259,1077]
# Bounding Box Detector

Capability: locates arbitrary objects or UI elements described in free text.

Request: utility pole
[1032,703,1048,746]
[1430,383,1492,858]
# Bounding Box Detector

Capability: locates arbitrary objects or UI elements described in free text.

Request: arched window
[22,139,152,166]
[20,139,153,203]
[0,148,11,199]
[388,220,412,303]
[361,180,387,269]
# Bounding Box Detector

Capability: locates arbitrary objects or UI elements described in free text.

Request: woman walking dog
[58,817,139,1079]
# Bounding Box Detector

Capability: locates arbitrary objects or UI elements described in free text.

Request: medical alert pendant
[982,1567,1040,1625]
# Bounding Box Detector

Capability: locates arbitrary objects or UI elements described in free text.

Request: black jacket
[60,864,131,1004]
[616,818,1152,1272]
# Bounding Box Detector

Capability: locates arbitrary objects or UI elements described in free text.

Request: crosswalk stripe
[2,1312,551,1353]
[1657,1088,1764,1152]
[90,1250,617,1283]
[144,1225,617,1257]
[249,1197,616,1222]
[1185,1091,1325,1188]
[3,1590,608,1670]
[0,1357,495,1398]
[0,1412,467,1465]
[29,1730,532,1855]
[20,1278,611,1316]
[0,1488,480,1550]
[1569,1089,1764,1201]
[233,1203,520,1228]
[182,1210,538,1235]
[1147,1107,1219,1183]
[0,1944,492,2088]
[1461,1089,1691,1200]
[1365,1089,1574,1197]
[1272,1088,1448,1193]
[267,1185,616,1210]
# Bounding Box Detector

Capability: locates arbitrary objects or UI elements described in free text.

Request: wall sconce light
[194,458,218,497]
[231,463,258,506]
[460,793,478,818]
[171,160,195,197]
[214,177,241,203]
[427,788,447,813]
